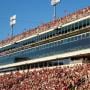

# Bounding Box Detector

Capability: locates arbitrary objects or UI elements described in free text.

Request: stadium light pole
[51,0,60,20]
[10,15,16,38]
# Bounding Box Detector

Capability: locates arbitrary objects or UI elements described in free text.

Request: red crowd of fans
[0,6,90,47]
[0,63,90,90]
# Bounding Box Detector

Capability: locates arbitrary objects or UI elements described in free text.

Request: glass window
[57,40,60,45]
[64,26,68,33]
[49,32,52,37]
[61,40,63,44]
[86,19,90,26]
[52,30,56,36]
[86,33,90,38]
[61,27,65,34]
[40,35,43,40]
[70,37,73,42]
[53,42,56,46]
[82,34,86,39]
[63,39,67,43]
[71,24,75,31]
[82,20,87,27]
[46,33,49,38]
[67,25,71,32]
[38,35,41,41]
[72,36,75,41]
[75,22,79,30]
[78,21,82,29]
[67,38,71,42]
[58,29,62,34]
[56,29,60,35]
[77,35,81,40]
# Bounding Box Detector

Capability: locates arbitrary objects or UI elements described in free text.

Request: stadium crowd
[0,63,90,90]
[0,6,90,47]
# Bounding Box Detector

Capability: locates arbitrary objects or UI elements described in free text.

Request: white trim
[0,15,90,49]
[0,31,90,58]
[0,48,90,69]
[58,15,90,28]
[17,27,57,43]
[0,43,13,49]
[0,27,56,49]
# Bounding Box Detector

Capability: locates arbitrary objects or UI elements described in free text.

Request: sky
[0,0,90,40]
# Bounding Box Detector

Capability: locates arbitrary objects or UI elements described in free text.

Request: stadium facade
[0,6,90,72]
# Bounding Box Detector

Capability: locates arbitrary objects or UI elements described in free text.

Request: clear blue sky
[0,0,90,40]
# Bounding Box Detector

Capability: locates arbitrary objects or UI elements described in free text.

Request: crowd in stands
[0,6,90,47]
[0,63,90,90]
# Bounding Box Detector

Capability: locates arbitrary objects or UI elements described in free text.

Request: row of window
[0,18,90,53]
[1,30,90,59]
[0,60,64,72]
[22,18,90,46]
[0,32,90,63]
[15,32,90,60]
[29,32,90,52]
[1,31,90,57]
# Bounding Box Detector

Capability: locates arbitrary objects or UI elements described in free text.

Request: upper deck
[0,6,90,47]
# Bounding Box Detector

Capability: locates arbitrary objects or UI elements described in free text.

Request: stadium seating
[0,6,90,47]
[0,63,90,90]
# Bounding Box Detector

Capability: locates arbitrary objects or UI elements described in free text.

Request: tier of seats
[0,63,90,90]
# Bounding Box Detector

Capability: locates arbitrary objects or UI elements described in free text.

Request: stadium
[0,1,90,90]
